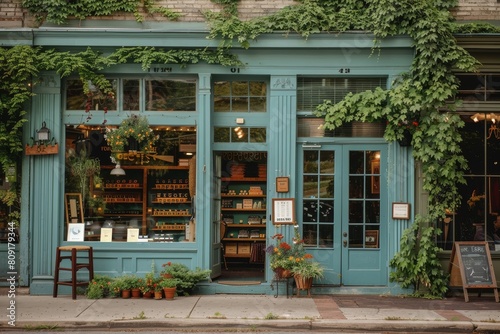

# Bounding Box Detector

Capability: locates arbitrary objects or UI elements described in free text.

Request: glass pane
[318,200,334,222]
[214,96,231,112]
[214,127,230,142]
[320,151,334,173]
[303,200,317,222]
[66,79,117,111]
[304,151,319,173]
[349,176,364,198]
[232,81,249,95]
[249,97,266,112]
[365,201,380,224]
[231,127,248,142]
[249,81,266,95]
[214,81,229,95]
[349,151,365,174]
[66,79,86,110]
[303,224,317,245]
[231,97,249,112]
[123,79,140,111]
[303,175,318,198]
[249,128,266,142]
[318,224,334,248]
[319,175,333,198]
[349,201,363,224]
[348,225,363,248]
[145,79,196,111]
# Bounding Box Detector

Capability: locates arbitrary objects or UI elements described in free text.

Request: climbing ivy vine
[22,0,181,25]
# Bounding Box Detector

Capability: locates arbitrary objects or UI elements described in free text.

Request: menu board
[448,242,499,302]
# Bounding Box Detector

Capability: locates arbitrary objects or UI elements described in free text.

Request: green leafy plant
[22,0,181,25]
[161,262,211,296]
[389,215,448,297]
[104,114,157,158]
[86,275,113,299]
[159,278,180,289]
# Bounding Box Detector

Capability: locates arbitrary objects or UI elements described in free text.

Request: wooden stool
[53,246,94,300]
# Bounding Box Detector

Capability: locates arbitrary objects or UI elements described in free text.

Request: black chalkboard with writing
[449,242,499,302]
[458,244,492,285]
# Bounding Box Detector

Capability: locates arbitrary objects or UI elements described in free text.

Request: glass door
[299,144,387,286]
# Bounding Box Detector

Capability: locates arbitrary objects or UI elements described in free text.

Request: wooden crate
[238,242,251,254]
[225,243,237,254]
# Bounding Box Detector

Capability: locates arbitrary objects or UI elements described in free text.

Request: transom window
[213,80,267,112]
[297,77,387,112]
[456,73,500,102]
[65,77,197,112]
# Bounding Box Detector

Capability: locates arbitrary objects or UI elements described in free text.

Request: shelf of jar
[151,213,190,217]
[151,198,190,204]
[152,184,189,190]
[152,225,186,231]
[104,185,142,190]
[104,200,143,203]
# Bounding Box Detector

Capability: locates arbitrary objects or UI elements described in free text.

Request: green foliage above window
[22,0,181,25]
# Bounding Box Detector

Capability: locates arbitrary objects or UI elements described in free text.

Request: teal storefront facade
[4,27,417,295]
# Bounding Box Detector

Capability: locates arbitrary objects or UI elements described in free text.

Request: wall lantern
[36,121,51,142]
[25,121,58,156]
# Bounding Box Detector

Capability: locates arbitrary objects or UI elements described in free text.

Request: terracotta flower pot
[154,291,163,300]
[143,290,153,299]
[131,288,141,298]
[274,267,292,279]
[163,287,176,300]
[121,289,131,299]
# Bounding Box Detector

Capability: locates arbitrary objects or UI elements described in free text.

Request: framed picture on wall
[272,198,295,225]
[65,193,84,224]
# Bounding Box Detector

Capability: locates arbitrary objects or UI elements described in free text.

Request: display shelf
[89,162,193,242]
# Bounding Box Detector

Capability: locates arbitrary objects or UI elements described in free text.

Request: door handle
[343,240,347,247]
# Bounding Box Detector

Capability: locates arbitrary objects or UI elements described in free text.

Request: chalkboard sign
[448,242,499,302]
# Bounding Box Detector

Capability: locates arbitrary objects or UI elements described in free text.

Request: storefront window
[439,113,500,251]
[214,80,267,112]
[65,77,196,112]
[64,126,197,242]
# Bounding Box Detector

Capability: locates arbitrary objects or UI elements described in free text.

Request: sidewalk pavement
[2,288,500,333]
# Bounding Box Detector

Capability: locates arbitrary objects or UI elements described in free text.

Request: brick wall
[451,0,500,21]
[0,0,497,29]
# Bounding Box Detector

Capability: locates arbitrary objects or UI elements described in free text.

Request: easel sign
[272,198,295,225]
[448,242,499,302]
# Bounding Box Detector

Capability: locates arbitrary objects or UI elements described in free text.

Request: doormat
[217,280,261,286]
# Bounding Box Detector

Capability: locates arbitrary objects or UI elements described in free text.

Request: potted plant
[161,262,211,296]
[112,275,137,298]
[130,276,142,298]
[159,278,180,300]
[140,272,155,298]
[265,234,295,278]
[291,258,324,297]
[152,277,164,300]
[105,114,157,159]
